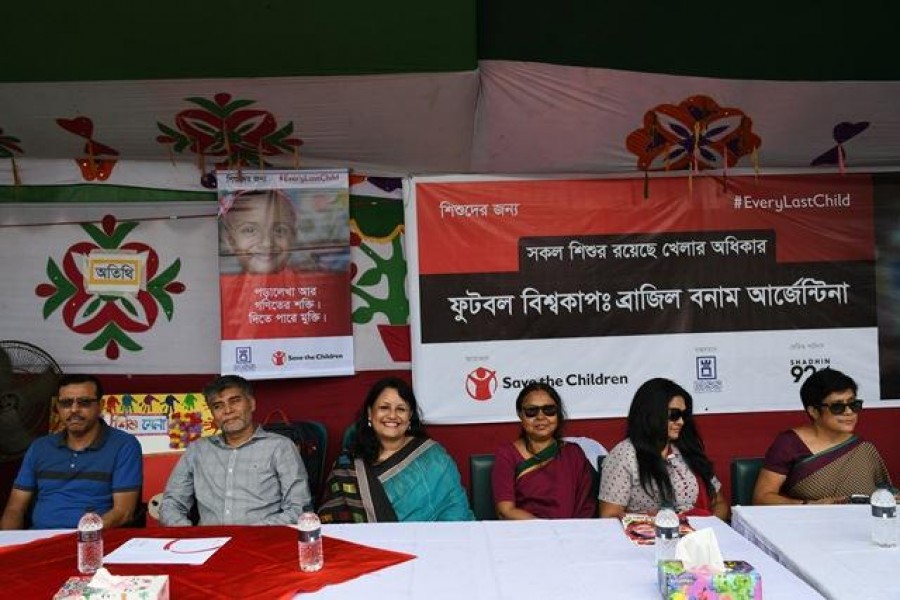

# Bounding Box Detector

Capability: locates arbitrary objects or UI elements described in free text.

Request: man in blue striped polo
[0,374,142,529]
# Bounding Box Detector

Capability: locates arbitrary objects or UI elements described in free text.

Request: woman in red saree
[754,368,893,505]
[491,382,596,519]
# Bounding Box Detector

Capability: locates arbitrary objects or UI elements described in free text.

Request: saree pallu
[783,435,892,501]
[319,437,473,523]
[318,450,397,523]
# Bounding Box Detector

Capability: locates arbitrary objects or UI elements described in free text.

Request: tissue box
[53,575,169,599]
[658,560,762,600]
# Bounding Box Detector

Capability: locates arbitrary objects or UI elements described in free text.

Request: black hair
[800,367,858,411]
[514,381,567,444]
[202,374,254,404]
[626,378,716,505]
[58,374,103,401]
[350,377,428,463]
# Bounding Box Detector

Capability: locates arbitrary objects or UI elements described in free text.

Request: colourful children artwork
[50,393,218,451]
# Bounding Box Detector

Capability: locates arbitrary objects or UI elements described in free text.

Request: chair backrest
[469,454,497,520]
[261,415,328,504]
[592,454,605,503]
[341,422,357,451]
[564,436,608,467]
[730,457,765,506]
[302,421,329,502]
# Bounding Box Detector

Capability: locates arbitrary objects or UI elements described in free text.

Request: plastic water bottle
[298,508,324,572]
[871,486,897,548]
[77,508,104,574]
[654,505,680,564]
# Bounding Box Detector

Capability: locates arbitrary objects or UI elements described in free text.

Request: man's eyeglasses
[817,400,863,415]
[522,405,559,418]
[57,397,99,409]
[668,408,690,422]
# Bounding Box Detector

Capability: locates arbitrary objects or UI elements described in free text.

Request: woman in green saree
[319,377,473,523]
[754,368,893,505]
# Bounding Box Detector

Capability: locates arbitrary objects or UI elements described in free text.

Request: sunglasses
[57,397,99,409]
[817,400,863,415]
[668,408,690,422]
[522,405,559,418]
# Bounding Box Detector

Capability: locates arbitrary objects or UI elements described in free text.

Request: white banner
[217,169,354,379]
[406,174,899,423]
[349,177,411,371]
[0,201,220,373]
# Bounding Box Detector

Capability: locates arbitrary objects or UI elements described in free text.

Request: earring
[367,419,372,428]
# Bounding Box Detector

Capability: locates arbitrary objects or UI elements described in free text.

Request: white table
[732,505,899,600]
[0,519,822,599]
[0,528,71,545]
[311,517,822,599]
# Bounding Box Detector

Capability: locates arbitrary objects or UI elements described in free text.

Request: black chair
[261,415,329,503]
[730,457,764,506]
[469,454,497,520]
[590,454,605,503]
[341,422,357,451]
[302,420,329,501]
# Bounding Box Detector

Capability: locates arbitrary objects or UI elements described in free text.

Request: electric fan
[0,340,62,461]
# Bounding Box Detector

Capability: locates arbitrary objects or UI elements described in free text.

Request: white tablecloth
[0,519,823,599]
[732,504,900,600]
[312,517,822,599]
[0,528,71,545]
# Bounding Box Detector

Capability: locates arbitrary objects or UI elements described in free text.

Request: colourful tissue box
[658,560,762,600]
[53,574,169,599]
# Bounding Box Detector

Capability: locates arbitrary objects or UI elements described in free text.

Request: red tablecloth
[0,525,415,599]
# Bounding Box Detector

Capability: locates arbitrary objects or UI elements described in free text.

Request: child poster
[217,169,353,379]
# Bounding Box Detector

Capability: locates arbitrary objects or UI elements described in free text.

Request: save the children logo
[34,214,185,360]
[465,367,498,401]
[272,350,287,366]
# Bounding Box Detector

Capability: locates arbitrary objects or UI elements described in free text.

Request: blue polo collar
[54,419,110,450]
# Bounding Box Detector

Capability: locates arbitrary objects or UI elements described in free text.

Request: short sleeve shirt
[599,438,720,513]
[14,422,142,528]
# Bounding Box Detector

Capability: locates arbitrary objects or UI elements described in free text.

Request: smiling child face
[223,191,298,274]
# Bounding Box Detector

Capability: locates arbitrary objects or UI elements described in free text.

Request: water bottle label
[872,506,896,518]
[79,530,101,543]
[655,525,678,540]
[298,528,321,543]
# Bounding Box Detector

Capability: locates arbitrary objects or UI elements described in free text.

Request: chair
[341,422,357,451]
[261,415,328,503]
[592,454,605,503]
[564,436,608,468]
[469,454,497,520]
[730,457,764,506]
[302,420,329,502]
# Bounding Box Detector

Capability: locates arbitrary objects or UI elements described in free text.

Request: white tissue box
[53,574,169,599]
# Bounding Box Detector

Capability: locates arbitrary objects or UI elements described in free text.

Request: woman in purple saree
[754,368,893,505]
[491,382,596,519]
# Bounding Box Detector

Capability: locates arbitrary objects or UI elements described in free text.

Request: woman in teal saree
[319,377,473,523]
